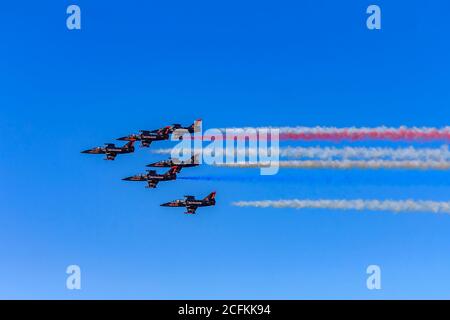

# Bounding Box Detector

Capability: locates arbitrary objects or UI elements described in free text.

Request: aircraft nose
[146,162,161,167]
[117,136,130,141]
[160,202,170,207]
[81,149,91,154]
[122,176,133,181]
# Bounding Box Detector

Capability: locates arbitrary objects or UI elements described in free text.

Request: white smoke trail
[150,148,193,155]
[277,146,450,161]
[215,160,450,170]
[151,146,450,161]
[232,199,450,214]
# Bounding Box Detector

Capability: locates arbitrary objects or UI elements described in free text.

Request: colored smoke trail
[178,175,293,183]
[178,172,450,186]
[215,160,450,170]
[152,146,450,161]
[232,199,450,214]
[221,126,450,141]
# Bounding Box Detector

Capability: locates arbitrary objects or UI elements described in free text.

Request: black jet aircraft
[81,141,135,160]
[171,119,202,134]
[160,192,216,214]
[117,126,173,147]
[118,120,202,146]
[122,166,179,188]
[146,154,200,173]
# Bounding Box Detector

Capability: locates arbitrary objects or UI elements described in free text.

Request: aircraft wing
[185,205,198,214]
[147,180,159,188]
[105,152,117,160]
[141,140,152,147]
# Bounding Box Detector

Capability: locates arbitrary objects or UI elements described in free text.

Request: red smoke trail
[279,130,450,141]
[182,127,450,142]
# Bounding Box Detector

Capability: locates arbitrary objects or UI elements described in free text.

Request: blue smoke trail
[178,176,292,183]
[178,170,450,187]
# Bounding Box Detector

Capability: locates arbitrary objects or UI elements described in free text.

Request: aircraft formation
[81,120,215,214]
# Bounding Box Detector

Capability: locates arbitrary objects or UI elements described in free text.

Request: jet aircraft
[118,120,202,146]
[160,192,216,214]
[146,154,200,173]
[122,166,179,188]
[171,119,202,135]
[117,126,174,147]
[81,141,135,160]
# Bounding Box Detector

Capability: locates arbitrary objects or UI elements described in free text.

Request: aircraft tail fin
[168,166,180,175]
[203,191,216,201]
[124,140,135,149]
[192,119,202,133]
[162,126,172,135]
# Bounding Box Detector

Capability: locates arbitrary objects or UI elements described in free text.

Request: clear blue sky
[1,0,450,299]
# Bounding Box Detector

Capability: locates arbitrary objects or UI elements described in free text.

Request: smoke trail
[178,172,450,186]
[216,160,450,170]
[151,146,450,161]
[178,175,293,183]
[232,199,450,214]
[223,126,450,141]
[277,146,450,161]
[150,148,199,155]
[178,176,242,182]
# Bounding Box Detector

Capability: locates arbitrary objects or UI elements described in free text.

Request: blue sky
[1,0,450,299]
